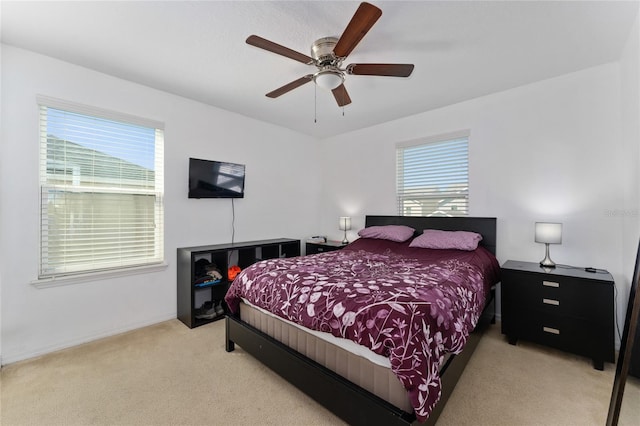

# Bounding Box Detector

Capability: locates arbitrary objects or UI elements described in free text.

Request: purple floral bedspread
[225,238,500,422]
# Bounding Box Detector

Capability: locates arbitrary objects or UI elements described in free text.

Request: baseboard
[1,313,176,366]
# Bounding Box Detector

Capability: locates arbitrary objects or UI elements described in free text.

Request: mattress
[242,297,390,367]
[239,300,414,412]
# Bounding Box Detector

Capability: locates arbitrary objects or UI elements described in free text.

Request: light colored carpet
[1,319,638,425]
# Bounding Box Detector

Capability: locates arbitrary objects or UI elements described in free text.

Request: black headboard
[365,215,497,255]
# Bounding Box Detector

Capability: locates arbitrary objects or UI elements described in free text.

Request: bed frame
[225,216,497,425]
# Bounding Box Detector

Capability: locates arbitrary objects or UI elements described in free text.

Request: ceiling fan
[246,2,414,107]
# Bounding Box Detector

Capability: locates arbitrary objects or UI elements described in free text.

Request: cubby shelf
[177,238,300,328]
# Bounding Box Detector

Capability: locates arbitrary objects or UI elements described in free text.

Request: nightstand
[501,260,615,370]
[305,240,345,255]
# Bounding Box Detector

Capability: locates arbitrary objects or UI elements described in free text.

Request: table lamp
[535,222,562,268]
[339,216,352,245]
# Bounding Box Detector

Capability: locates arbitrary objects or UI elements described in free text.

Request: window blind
[396,135,469,217]
[38,101,164,278]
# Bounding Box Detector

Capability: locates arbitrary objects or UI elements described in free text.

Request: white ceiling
[1,1,638,139]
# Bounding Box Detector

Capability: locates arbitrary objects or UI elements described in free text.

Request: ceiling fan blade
[347,63,415,77]
[246,35,314,65]
[333,2,382,58]
[266,75,313,98]
[332,84,352,107]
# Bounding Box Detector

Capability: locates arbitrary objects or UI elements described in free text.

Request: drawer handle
[542,280,560,288]
[543,326,560,335]
[543,298,560,306]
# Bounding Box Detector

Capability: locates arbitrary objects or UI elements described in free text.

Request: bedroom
[1,1,639,424]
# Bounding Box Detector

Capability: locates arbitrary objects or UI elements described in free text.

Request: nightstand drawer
[501,269,611,320]
[306,241,344,255]
[515,314,590,353]
[309,245,331,253]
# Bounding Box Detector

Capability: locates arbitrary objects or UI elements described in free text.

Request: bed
[224,215,500,425]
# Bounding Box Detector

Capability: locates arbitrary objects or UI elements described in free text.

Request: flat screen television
[188,158,245,199]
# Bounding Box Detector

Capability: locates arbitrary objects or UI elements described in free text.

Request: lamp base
[341,228,349,245]
[540,243,556,268]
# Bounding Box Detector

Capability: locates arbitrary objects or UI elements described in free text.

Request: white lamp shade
[314,70,344,90]
[339,217,352,231]
[535,222,562,244]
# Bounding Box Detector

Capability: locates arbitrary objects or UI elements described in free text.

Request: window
[396,132,469,217]
[38,97,164,279]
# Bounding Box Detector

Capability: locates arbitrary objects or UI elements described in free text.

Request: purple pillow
[357,225,415,243]
[409,229,483,251]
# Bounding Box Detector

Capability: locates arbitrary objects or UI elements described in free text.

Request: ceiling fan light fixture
[313,69,344,90]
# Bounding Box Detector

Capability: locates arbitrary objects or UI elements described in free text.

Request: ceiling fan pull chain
[314,83,317,123]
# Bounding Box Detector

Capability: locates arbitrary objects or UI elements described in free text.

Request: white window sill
[31,262,169,289]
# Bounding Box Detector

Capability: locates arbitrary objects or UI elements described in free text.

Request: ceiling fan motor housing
[311,37,341,66]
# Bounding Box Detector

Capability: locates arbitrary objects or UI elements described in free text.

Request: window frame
[36,96,166,284]
[396,130,470,217]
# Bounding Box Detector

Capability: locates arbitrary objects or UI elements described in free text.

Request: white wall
[0,45,321,364]
[620,8,640,318]
[318,63,635,340]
